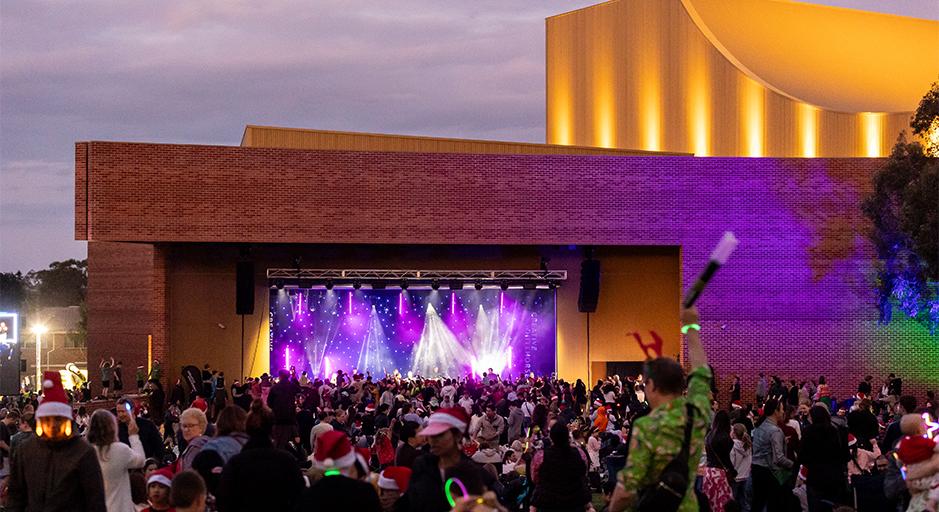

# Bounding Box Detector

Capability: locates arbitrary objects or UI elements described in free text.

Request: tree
[0,272,29,312]
[911,78,939,157]
[27,259,87,308]
[862,82,939,334]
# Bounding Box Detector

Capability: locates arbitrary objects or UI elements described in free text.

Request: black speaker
[236,261,255,315]
[578,259,600,313]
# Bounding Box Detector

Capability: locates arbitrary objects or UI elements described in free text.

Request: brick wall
[76,141,939,401]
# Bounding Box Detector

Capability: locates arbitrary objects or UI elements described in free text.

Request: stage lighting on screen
[269,288,556,378]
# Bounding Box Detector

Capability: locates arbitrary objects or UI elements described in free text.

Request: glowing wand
[683,231,739,308]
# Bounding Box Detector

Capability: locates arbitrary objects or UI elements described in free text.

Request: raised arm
[682,307,707,369]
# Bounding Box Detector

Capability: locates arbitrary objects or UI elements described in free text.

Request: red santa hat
[418,407,470,437]
[378,466,412,492]
[36,371,72,419]
[314,431,357,469]
[847,434,857,447]
[897,435,938,465]
[365,403,376,412]
[147,467,174,488]
[731,400,743,409]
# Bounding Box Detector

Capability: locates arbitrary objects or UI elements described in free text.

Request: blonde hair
[732,423,751,451]
[180,408,208,433]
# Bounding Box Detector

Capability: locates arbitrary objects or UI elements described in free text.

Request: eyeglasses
[180,423,201,429]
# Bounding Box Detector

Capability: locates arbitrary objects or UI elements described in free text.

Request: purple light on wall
[270,288,556,377]
[348,291,352,315]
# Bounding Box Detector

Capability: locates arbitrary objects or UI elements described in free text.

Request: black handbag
[635,403,695,512]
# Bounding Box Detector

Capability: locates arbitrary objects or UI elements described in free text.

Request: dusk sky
[2,0,936,273]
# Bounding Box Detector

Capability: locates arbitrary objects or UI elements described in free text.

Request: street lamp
[30,324,48,389]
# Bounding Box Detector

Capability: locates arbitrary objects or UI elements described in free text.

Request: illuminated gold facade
[546,0,939,157]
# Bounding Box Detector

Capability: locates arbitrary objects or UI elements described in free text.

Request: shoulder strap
[678,403,695,459]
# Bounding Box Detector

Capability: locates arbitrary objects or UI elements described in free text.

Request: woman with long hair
[702,410,736,511]
[86,409,146,511]
[530,421,592,512]
[730,423,753,511]
[799,404,848,511]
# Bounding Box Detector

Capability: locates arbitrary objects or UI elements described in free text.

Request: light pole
[30,324,48,389]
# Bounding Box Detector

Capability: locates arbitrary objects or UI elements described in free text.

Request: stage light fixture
[548,281,558,290]
[431,280,440,291]
[400,279,409,290]
[275,279,285,290]
[500,281,509,291]
[448,280,463,290]
[325,280,334,291]
[474,281,483,291]
[522,282,537,290]
[353,280,362,290]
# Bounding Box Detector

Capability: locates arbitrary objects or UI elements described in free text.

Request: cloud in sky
[1,0,935,272]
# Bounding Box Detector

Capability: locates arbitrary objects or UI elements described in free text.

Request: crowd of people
[3,307,939,512]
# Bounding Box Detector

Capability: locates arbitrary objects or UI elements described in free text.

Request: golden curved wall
[546,0,918,157]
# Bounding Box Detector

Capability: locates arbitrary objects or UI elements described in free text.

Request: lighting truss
[266,269,567,289]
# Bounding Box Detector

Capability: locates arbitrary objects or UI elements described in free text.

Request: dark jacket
[299,475,381,512]
[531,445,592,510]
[118,417,164,460]
[266,380,298,425]
[215,435,304,512]
[799,423,848,497]
[7,434,107,512]
[404,454,494,512]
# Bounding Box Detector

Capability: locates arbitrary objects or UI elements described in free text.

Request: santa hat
[147,467,174,488]
[378,466,412,492]
[365,403,376,412]
[731,401,743,409]
[419,407,470,437]
[897,435,937,465]
[798,466,808,481]
[593,399,603,407]
[856,393,867,401]
[314,431,357,469]
[847,434,857,447]
[36,371,72,418]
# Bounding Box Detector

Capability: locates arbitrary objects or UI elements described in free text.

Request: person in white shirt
[86,409,146,512]
[458,392,475,416]
[730,423,753,508]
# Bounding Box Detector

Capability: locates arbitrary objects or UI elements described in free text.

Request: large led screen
[270,289,556,378]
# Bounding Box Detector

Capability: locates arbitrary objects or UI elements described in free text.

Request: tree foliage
[861,83,939,333]
[27,259,87,308]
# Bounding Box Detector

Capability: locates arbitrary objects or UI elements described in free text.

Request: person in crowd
[140,467,173,512]
[266,370,299,450]
[171,471,206,512]
[798,404,847,511]
[403,407,494,512]
[751,397,795,512]
[846,434,880,484]
[702,410,736,511]
[756,372,768,405]
[730,423,752,511]
[9,412,34,459]
[147,379,166,424]
[299,430,382,511]
[846,398,878,450]
[816,376,831,406]
[377,466,411,512]
[100,358,114,398]
[731,374,742,404]
[895,414,939,512]
[116,396,164,461]
[76,405,91,433]
[395,421,424,469]
[199,405,249,464]
[506,400,524,444]
[476,405,505,447]
[530,421,592,511]
[177,408,209,472]
[0,407,18,484]
[8,371,107,511]
[883,395,917,450]
[215,400,304,512]
[610,306,711,512]
[86,408,146,512]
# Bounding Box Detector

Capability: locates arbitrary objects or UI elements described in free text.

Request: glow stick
[444,477,468,508]
[324,469,341,477]
[683,231,739,308]
[923,413,939,439]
